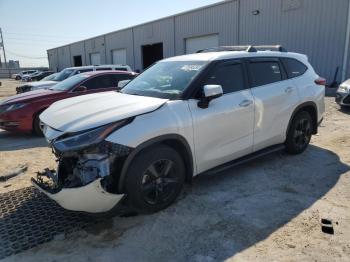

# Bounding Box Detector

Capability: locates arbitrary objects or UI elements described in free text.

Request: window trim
[191,59,249,98]
[280,57,308,79]
[246,57,287,88]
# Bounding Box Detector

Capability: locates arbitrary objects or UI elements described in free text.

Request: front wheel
[285,111,313,154]
[125,145,185,213]
[33,113,44,136]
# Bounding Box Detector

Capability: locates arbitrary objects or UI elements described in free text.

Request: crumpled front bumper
[31,177,124,213]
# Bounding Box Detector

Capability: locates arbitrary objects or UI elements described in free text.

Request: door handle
[239,99,253,107]
[285,86,294,93]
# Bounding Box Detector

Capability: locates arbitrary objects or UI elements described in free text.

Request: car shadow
[0,145,348,260]
[0,130,48,151]
[171,144,349,260]
[339,106,350,115]
[325,87,337,97]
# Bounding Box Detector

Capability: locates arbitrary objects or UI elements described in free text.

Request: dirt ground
[0,79,350,261]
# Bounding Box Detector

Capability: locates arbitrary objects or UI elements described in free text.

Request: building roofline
[47,0,234,51]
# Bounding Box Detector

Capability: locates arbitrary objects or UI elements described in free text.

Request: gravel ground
[0,79,349,261]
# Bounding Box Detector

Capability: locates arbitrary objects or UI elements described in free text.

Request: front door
[188,60,255,173]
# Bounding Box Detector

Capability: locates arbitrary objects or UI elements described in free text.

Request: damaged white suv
[33,46,325,214]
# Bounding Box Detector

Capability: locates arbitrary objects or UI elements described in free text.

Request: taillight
[315,77,326,86]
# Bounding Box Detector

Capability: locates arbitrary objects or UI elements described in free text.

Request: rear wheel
[125,145,185,213]
[285,111,313,154]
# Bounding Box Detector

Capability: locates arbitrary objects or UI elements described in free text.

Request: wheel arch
[286,101,318,136]
[117,134,194,193]
[32,107,48,133]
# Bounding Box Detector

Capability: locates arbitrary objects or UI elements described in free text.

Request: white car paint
[32,178,123,213]
[39,49,325,213]
[40,91,168,132]
[19,80,58,91]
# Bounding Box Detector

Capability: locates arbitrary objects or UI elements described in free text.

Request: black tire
[285,111,313,154]
[33,112,44,136]
[15,76,21,80]
[125,145,185,213]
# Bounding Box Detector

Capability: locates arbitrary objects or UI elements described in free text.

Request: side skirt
[202,144,285,176]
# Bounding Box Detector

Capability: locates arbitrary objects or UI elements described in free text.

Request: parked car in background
[1,71,137,134]
[33,45,325,214]
[13,70,39,80]
[40,72,59,81]
[22,71,55,82]
[336,79,350,108]
[16,65,133,94]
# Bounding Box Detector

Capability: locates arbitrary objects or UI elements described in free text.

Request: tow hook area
[32,175,124,213]
[32,169,123,213]
[31,152,127,213]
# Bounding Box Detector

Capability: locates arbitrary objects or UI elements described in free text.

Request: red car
[0,71,137,135]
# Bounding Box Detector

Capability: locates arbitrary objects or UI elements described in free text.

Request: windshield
[54,69,74,81]
[49,74,89,91]
[41,73,57,81]
[121,61,207,99]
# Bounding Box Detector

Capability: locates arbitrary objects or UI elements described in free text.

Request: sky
[0,0,221,67]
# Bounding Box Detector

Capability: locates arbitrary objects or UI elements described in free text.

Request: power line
[6,37,71,44]
[6,50,47,59]
[4,31,86,39]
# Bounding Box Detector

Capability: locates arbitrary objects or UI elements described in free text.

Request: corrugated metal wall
[84,36,106,65]
[105,29,134,68]
[239,0,349,81]
[47,0,350,82]
[69,42,85,66]
[133,17,175,70]
[175,0,239,55]
[57,46,71,70]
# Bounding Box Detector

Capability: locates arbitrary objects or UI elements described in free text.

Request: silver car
[336,79,350,108]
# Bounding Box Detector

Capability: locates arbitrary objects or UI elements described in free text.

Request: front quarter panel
[105,100,196,172]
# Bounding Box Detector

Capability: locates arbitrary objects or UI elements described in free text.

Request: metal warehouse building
[47,0,350,83]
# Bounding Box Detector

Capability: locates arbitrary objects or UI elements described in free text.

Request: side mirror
[74,86,87,92]
[198,85,223,109]
[118,80,131,89]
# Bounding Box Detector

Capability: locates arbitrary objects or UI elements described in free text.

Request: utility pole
[0,28,11,78]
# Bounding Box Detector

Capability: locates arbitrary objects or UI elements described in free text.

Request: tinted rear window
[249,61,282,87]
[115,67,127,71]
[96,67,112,71]
[281,58,308,78]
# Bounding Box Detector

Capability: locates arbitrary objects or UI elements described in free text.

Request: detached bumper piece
[32,168,124,213]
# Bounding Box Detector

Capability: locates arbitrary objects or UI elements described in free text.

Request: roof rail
[196,45,287,53]
[196,45,256,53]
[253,45,288,52]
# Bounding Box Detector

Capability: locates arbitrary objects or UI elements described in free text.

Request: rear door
[188,60,254,173]
[248,58,300,151]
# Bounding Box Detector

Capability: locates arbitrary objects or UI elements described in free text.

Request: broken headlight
[53,119,130,152]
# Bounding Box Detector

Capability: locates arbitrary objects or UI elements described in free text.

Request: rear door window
[249,61,283,87]
[75,68,93,74]
[114,67,127,71]
[96,67,113,71]
[281,58,308,78]
[204,62,246,94]
[83,75,114,90]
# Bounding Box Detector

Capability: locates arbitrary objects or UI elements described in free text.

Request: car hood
[40,91,168,133]
[21,81,57,88]
[0,89,63,105]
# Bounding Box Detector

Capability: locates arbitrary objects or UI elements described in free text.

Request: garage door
[90,52,101,65]
[112,49,127,65]
[185,34,219,54]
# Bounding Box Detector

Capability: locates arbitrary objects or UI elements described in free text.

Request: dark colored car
[0,71,137,135]
[29,71,55,81]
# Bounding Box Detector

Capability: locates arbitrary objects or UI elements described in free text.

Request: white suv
[33,45,325,214]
